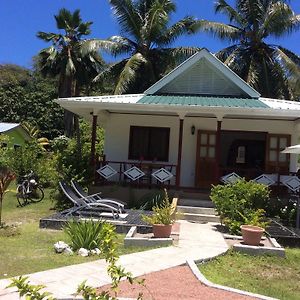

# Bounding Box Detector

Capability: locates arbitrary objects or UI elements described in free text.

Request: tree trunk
[74,83,82,160]
[59,74,75,137]
[0,195,3,226]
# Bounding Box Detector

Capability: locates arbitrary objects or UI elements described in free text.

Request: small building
[56,49,300,191]
[0,122,32,149]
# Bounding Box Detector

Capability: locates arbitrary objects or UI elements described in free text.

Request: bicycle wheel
[16,185,27,207]
[29,186,44,203]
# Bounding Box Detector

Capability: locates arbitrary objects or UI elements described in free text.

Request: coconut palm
[37,9,104,136]
[195,0,300,99]
[83,0,199,94]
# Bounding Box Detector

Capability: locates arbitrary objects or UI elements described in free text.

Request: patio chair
[70,180,126,211]
[59,181,123,219]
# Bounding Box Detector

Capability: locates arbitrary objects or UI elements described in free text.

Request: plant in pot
[239,209,269,246]
[142,189,176,238]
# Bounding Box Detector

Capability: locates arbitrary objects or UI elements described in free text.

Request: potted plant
[142,189,176,238]
[240,209,268,246]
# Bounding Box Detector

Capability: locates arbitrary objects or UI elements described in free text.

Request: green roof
[137,95,269,109]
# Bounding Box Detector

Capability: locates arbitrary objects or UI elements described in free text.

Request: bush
[210,179,270,234]
[64,219,105,251]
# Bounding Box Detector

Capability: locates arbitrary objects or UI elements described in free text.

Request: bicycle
[16,171,44,207]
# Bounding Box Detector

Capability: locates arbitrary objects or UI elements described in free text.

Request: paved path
[0,221,228,299]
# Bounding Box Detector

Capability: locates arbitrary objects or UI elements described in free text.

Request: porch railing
[95,160,177,189]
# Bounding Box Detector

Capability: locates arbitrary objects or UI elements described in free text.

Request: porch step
[179,191,211,201]
[177,205,216,215]
[178,198,214,208]
[176,205,219,223]
[179,212,220,223]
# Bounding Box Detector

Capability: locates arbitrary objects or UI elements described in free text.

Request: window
[128,126,170,161]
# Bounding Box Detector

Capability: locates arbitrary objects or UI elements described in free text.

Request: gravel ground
[98,265,255,300]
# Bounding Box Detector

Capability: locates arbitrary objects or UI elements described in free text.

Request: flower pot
[240,225,264,246]
[153,224,172,238]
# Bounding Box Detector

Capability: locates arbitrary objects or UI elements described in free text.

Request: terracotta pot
[153,224,172,238]
[240,225,264,246]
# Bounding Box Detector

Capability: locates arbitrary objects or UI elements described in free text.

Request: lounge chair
[59,181,122,219]
[70,180,126,212]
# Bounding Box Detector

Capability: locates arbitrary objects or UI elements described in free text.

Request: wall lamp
[191,125,195,135]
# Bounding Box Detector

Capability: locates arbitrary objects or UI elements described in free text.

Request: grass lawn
[199,249,300,300]
[0,188,154,279]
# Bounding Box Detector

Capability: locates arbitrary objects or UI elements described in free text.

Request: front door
[195,130,217,188]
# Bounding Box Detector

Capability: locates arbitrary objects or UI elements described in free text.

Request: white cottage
[56,49,300,191]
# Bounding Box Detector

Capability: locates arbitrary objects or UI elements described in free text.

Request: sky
[0,0,299,69]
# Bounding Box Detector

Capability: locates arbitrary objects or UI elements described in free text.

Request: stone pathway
[0,221,228,299]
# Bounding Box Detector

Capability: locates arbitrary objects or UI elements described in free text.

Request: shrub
[64,219,105,251]
[210,179,270,234]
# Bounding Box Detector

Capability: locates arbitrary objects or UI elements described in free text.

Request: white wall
[104,113,296,187]
[104,113,179,163]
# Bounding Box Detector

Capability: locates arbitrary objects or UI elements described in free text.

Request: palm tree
[83,0,199,94]
[194,0,300,99]
[37,9,104,137]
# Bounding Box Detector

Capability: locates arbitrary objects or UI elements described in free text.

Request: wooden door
[195,130,217,188]
[265,134,291,174]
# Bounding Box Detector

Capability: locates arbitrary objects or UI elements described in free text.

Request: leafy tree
[37,8,104,136]
[0,65,64,139]
[84,0,199,94]
[195,0,300,99]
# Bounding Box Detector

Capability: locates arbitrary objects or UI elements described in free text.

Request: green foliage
[54,120,103,185]
[142,189,175,225]
[7,276,55,300]
[138,190,165,210]
[64,220,105,251]
[210,179,270,234]
[0,65,64,139]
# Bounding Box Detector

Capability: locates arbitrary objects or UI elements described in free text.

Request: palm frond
[215,0,244,25]
[109,0,142,40]
[155,16,196,46]
[36,32,60,42]
[81,38,133,57]
[276,47,300,79]
[195,20,241,42]
[261,2,300,38]
[114,53,147,94]
[93,60,127,84]
[55,8,73,30]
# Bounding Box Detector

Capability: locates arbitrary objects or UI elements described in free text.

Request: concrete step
[177,205,216,215]
[178,198,214,208]
[179,191,211,201]
[179,213,220,223]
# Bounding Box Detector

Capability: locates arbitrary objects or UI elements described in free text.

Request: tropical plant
[22,121,50,150]
[142,189,176,225]
[84,0,199,94]
[64,220,105,251]
[37,8,104,136]
[195,0,300,99]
